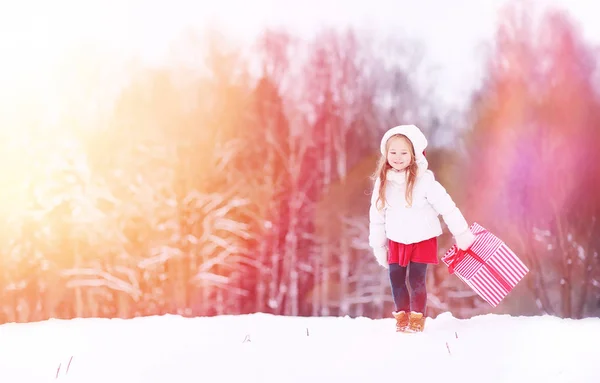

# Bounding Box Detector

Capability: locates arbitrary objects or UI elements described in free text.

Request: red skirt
[388,237,438,267]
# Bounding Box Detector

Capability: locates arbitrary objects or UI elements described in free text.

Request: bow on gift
[446,231,512,292]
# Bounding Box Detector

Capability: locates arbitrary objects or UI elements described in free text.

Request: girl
[369,124,475,333]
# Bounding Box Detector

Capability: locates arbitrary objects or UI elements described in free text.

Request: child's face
[386,136,412,171]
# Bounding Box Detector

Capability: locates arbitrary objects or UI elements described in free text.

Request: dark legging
[389,262,428,314]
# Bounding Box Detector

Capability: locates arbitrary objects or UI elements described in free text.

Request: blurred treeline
[0,1,598,324]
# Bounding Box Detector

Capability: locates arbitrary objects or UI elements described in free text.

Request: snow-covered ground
[0,312,598,383]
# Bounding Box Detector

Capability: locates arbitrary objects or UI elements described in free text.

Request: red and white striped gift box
[441,222,529,307]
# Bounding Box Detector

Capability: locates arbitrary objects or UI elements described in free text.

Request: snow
[0,312,599,382]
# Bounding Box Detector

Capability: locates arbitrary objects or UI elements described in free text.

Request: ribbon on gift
[446,231,512,292]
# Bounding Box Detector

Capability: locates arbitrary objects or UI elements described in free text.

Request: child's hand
[373,247,389,269]
[455,230,476,250]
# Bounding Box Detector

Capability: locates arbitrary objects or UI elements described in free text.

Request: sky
[1,0,599,112]
[0,312,599,382]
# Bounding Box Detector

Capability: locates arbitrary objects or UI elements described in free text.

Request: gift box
[441,222,529,307]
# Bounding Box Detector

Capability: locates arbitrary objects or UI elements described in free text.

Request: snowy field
[0,312,598,383]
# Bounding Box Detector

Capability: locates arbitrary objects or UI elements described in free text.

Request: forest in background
[0,1,598,324]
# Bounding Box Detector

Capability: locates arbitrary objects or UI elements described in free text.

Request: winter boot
[407,311,426,332]
[392,310,409,332]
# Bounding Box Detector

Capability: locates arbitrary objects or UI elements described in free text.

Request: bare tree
[464,3,600,318]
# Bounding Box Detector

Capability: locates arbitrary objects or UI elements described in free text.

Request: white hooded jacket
[368,125,474,254]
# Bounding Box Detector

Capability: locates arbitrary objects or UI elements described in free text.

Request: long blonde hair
[373,134,418,210]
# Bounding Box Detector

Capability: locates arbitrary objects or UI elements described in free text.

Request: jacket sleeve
[424,172,471,239]
[368,178,387,249]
